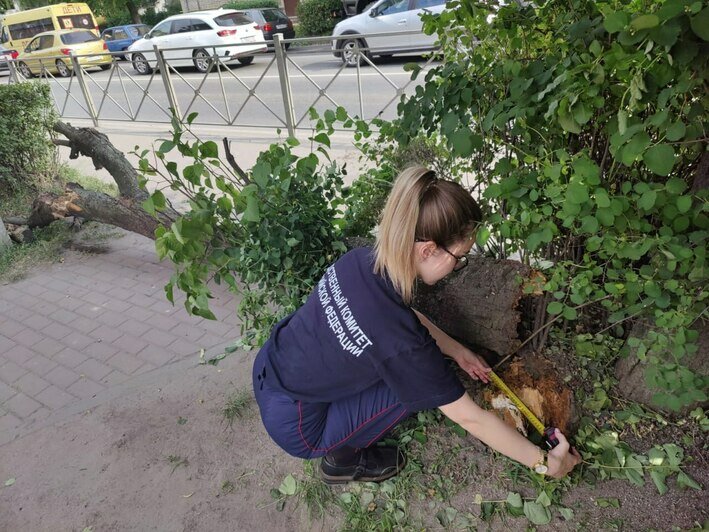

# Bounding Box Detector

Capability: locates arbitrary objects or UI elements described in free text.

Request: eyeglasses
[441,247,469,272]
[415,238,469,272]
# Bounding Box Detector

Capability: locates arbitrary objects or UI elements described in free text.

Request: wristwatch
[532,449,548,475]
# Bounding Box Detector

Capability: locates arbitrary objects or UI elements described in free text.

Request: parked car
[0,45,18,72]
[101,24,151,58]
[127,9,267,75]
[332,0,445,66]
[237,8,294,49]
[16,29,112,78]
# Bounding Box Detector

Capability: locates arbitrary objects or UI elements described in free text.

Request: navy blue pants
[253,346,410,459]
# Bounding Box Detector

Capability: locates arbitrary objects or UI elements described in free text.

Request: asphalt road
[3,47,439,129]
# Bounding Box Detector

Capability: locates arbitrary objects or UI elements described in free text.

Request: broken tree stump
[483,353,578,435]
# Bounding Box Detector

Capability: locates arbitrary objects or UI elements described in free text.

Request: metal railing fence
[5,31,440,136]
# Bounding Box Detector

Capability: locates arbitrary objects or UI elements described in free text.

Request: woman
[253,166,581,483]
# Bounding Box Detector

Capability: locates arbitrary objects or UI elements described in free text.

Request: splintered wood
[484,354,577,436]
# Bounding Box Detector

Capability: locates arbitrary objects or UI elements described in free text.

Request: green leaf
[581,215,599,233]
[665,121,686,141]
[595,188,611,208]
[618,110,628,135]
[567,183,589,204]
[572,101,592,125]
[676,196,692,213]
[623,132,651,164]
[643,144,675,176]
[631,14,660,30]
[604,11,629,33]
[547,301,563,315]
[536,491,552,507]
[677,471,702,490]
[596,497,621,508]
[199,141,218,158]
[558,109,581,134]
[690,8,709,41]
[158,140,175,153]
[152,190,166,210]
[243,195,260,223]
[142,196,156,217]
[559,507,574,521]
[638,189,658,211]
[506,492,523,509]
[665,177,687,195]
[278,474,297,496]
[650,470,668,495]
[450,129,475,157]
[663,443,683,466]
[523,501,551,525]
[563,306,578,320]
[335,106,348,121]
[312,132,330,148]
[4,478,15,487]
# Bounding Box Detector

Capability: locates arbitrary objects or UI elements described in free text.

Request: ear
[415,240,437,261]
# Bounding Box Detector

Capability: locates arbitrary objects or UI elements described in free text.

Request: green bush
[297,0,342,36]
[222,0,279,9]
[0,82,55,194]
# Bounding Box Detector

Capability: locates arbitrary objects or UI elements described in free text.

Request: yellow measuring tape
[488,370,546,436]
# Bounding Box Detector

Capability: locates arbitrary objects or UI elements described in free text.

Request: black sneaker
[320,446,406,484]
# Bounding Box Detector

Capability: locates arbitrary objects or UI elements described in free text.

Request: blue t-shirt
[263,247,465,412]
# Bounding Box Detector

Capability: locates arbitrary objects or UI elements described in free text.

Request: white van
[332,0,445,66]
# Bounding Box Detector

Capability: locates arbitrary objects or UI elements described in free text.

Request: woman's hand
[454,348,491,383]
[546,429,582,479]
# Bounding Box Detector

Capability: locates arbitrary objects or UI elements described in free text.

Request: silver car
[332,0,445,66]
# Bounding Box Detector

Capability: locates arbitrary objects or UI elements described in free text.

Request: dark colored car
[0,45,17,71]
[101,24,151,57]
[238,8,294,49]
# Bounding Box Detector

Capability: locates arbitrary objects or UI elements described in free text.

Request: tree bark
[414,257,542,358]
[26,121,180,239]
[126,0,142,24]
[615,320,708,413]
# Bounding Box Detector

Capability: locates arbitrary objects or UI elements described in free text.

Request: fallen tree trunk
[24,121,180,239]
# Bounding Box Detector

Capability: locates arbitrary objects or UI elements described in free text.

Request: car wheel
[99,64,111,71]
[237,56,254,66]
[55,59,72,77]
[131,53,152,75]
[284,42,291,51]
[18,61,33,78]
[193,49,213,73]
[340,37,369,68]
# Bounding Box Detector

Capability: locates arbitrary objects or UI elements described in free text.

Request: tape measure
[488,370,559,449]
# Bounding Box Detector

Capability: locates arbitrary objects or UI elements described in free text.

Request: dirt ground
[1,341,706,531]
[0,352,320,532]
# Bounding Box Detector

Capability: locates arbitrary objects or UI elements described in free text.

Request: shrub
[222,0,279,9]
[0,82,55,194]
[297,0,342,37]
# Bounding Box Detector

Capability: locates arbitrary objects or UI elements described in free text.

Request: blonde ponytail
[374,166,482,304]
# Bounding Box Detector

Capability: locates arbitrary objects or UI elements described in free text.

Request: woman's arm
[439,393,581,478]
[413,310,490,382]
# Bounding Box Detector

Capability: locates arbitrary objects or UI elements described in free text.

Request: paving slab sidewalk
[0,229,239,446]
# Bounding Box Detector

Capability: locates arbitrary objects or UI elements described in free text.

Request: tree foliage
[390,0,707,410]
[0,82,56,194]
[137,115,347,346]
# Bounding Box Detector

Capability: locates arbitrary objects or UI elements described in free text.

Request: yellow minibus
[0,3,98,52]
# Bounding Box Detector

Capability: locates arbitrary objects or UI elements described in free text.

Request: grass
[166,454,189,474]
[0,223,72,284]
[57,164,119,197]
[223,389,253,425]
[0,164,122,284]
